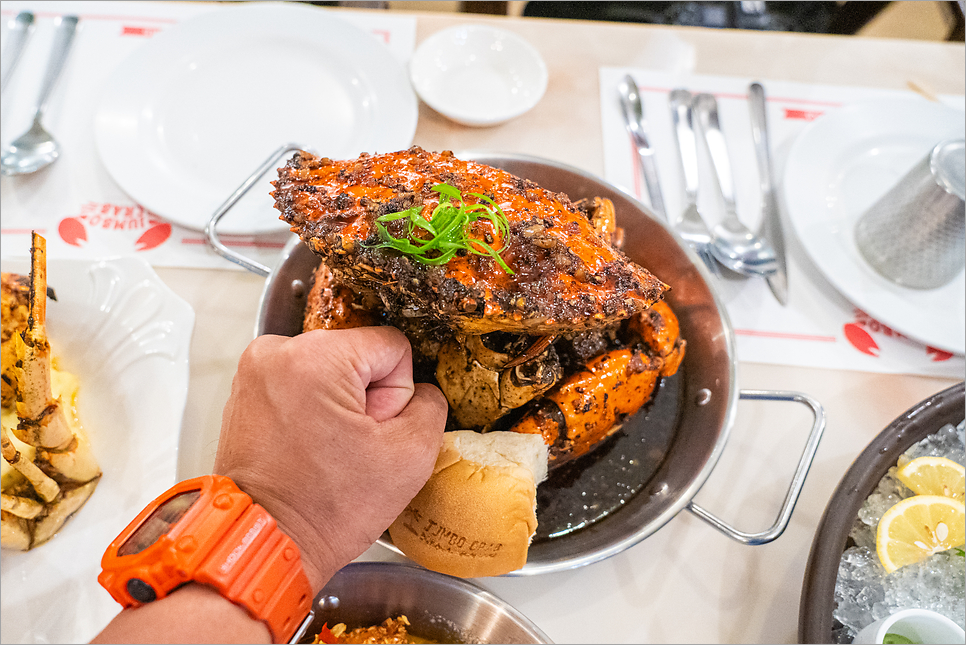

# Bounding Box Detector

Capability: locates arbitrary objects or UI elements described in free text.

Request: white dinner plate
[783,98,965,355]
[95,3,417,235]
[0,257,193,644]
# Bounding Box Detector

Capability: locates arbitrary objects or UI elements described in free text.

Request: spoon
[1,15,79,177]
[692,92,777,276]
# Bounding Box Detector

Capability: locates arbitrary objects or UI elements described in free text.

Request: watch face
[118,490,201,557]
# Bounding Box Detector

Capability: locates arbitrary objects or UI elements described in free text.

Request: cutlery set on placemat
[0,11,79,177]
[618,75,788,306]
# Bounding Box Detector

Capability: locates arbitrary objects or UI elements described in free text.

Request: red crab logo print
[58,203,171,251]
[926,346,954,361]
[58,217,87,247]
[843,322,879,357]
[844,310,952,362]
[134,222,171,250]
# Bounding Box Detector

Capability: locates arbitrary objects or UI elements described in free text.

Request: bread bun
[388,430,548,578]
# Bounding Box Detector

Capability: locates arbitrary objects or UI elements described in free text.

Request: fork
[668,88,721,276]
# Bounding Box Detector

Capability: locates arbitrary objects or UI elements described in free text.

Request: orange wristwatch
[99,475,314,643]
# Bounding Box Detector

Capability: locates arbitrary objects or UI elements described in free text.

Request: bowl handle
[686,389,826,546]
[204,142,309,277]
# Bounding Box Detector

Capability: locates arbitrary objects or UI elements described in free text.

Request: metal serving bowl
[225,151,824,576]
[798,381,964,643]
[292,561,552,644]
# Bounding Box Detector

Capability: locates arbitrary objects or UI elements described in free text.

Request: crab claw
[436,333,562,429]
[510,347,661,467]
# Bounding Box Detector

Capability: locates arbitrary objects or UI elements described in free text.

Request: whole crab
[277,148,685,468]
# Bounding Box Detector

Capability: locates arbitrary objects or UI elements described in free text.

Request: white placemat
[600,67,965,377]
[0,1,416,271]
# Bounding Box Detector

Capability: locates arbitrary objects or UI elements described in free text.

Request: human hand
[214,326,448,590]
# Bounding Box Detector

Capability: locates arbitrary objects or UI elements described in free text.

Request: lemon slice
[896,456,965,500]
[876,494,966,573]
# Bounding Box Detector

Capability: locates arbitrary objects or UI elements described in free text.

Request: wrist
[99,475,314,644]
[220,478,340,594]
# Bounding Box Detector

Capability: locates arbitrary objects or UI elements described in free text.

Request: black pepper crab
[273,147,685,468]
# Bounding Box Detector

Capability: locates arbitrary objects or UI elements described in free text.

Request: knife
[1,11,35,93]
[617,74,667,220]
[748,82,789,306]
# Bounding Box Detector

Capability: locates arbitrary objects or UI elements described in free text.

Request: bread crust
[387,432,546,578]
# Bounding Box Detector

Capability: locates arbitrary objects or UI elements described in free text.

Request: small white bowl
[852,608,965,644]
[409,24,548,127]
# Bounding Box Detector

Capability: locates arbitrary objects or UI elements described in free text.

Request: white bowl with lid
[409,24,548,127]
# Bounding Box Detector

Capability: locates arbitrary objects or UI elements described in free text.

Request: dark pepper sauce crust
[272,147,668,335]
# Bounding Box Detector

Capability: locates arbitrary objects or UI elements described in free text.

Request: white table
[4,3,964,643]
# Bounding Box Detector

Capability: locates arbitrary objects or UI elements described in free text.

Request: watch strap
[195,503,313,643]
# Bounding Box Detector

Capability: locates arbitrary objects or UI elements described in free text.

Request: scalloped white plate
[0,257,193,644]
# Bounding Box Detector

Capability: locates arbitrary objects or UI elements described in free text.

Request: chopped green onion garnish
[367,183,514,275]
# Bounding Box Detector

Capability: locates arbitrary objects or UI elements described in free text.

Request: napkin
[0,0,417,271]
[600,67,965,377]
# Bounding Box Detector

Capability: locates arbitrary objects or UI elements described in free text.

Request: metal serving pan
[208,147,825,576]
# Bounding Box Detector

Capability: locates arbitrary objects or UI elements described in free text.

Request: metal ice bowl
[799,382,965,643]
[293,562,552,644]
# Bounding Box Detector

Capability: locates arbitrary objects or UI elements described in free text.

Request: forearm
[91,583,271,644]
[90,329,447,644]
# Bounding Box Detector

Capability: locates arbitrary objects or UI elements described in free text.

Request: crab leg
[510,347,662,467]
[14,233,75,452]
[1,232,101,550]
[627,300,686,377]
[1,492,45,518]
[510,300,686,467]
[1,423,60,502]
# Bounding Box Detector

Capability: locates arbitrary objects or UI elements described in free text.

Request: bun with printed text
[388,431,548,578]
